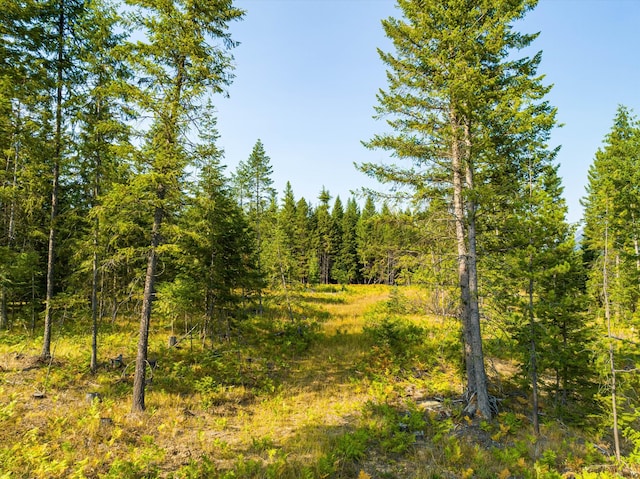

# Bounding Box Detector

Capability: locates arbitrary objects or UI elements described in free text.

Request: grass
[0,284,636,478]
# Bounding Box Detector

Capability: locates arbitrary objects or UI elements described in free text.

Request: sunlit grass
[0,285,632,478]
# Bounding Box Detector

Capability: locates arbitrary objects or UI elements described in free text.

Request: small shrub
[334,429,370,461]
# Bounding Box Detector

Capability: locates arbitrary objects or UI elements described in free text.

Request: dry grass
[0,285,632,478]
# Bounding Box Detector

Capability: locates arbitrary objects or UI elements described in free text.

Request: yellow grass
[0,285,629,478]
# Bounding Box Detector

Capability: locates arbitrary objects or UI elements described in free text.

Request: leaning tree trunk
[131,204,163,412]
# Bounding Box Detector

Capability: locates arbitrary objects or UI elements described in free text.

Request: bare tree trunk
[465,181,492,419]
[132,205,163,412]
[42,1,64,360]
[529,274,540,435]
[90,225,99,372]
[1,108,21,331]
[451,113,491,419]
[451,113,477,407]
[603,219,621,462]
[0,287,7,330]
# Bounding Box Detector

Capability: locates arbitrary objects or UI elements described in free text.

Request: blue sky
[215,0,640,224]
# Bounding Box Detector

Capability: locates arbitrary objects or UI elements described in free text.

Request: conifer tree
[362,0,556,418]
[333,197,361,284]
[485,160,589,433]
[582,106,640,456]
[235,139,275,310]
[294,197,314,284]
[39,0,86,360]
[123,0,243,412]
[71,0,131,372]
[315,188,334,284]
[278,182,298,285]
[175,140,259,341]
[357,196,377,284]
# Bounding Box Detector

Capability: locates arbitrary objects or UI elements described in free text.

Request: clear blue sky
[215,0,640,224]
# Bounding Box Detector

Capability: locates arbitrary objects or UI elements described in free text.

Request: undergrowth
[0,285,636,478]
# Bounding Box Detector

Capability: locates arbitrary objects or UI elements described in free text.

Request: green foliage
[334,429,370,461]
[364,401,426,455]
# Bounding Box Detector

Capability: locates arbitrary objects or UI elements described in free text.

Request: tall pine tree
[123,0,243,412]
[362,0,557,418]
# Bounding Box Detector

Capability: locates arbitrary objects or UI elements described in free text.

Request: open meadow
[0,285,633,478]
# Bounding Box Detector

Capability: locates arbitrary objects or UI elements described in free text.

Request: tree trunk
[42,2,65,360]
[2,107,21,331]
[90,227,99,372]
[0,287,7,330]
[466,199,491,419]
[529,274,540,435]
[451,116,476,402]
[132,204,163,412]
[452,112,491,419]
[603,219,621,462]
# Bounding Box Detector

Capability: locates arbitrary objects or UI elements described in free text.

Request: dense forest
[2,0,640,476]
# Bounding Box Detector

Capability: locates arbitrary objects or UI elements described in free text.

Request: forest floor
[0,285,636,478]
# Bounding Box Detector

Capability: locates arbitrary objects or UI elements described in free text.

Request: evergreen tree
[485,161,590,432]
[356,196,377,284]
[315,188,334,284]
[173,145,260,342]
[333,197,361,284]
[272,182,299,287]
[583,106,640,321]
[293,197,314,284]
[123,0,243,412]
[70,0,131,372]
[582,106,640,455]
[362,0,557,418]
[329,196,344,283]
[0,2,48,330]
[235,139,276,310]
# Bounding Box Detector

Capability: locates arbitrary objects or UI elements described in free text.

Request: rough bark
[90,227,99,372]
[42,1,65,360]
[451,111,491,419]
[131,204,163,412]
[529,274,540,435]
[603,220,621,461]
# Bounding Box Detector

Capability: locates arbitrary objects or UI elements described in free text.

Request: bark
[132,51,184,411]
[42,1,65,360]
[451,111,491,419]
[529,274,540,436]
[465,164,492,419]
[90,225,99,372]
[603,220,621,462]
[0,287,7,330]
[451,112,475,399]
[131,204,163,412]
[90,98,102,373]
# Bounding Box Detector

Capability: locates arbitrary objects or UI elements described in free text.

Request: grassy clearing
[0,285,635,478]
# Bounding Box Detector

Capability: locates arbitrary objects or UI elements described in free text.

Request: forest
[1,0,640,477]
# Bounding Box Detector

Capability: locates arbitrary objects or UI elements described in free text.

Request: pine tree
[174,141,260,342]
[315,188,334,285]
[333,197,361,284]
[362,0,557,418]
[582,106,640,457]
[235,139,276,311]
[278,182,298,285]
[356,196,377,284]
[123,0,243,412]
[485,160,590,433]
[71,0,131,372]
[583,106,640,320]
[293,197,314,284]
